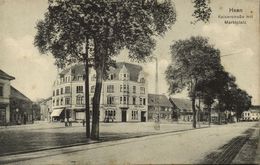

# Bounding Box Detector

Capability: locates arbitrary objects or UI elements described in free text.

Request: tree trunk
[91,42,105,140]
[84,59,90,138]
[208,106,211,126]
[83,38,90,138]
[192,97,196,128]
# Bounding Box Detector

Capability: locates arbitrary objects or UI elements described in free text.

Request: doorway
[141,111,146,122]
[121,110,127,122]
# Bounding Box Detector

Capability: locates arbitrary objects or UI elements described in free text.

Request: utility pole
[154,56,160,130]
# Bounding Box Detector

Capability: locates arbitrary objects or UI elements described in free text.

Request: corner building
[51,62,148,122]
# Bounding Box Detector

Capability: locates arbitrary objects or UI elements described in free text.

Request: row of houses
[37,62,260,123]
[38,62,200,123]
[0,70,40,126]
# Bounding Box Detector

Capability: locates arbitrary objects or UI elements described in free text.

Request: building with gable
[51,62,148,122]
[0,70,15,125]
[147,94,173,122]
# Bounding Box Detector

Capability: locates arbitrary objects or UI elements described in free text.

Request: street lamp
[153,56,160,130]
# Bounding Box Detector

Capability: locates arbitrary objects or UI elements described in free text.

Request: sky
[0,0,259,104]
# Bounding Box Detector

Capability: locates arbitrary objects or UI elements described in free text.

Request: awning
[50,109,63,117]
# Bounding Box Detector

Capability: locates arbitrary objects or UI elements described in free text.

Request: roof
[60,64,85,76]
[108,62,143,81]
[169,98,192,111]
[250,105,260,110]
[0,69,15,80]
[10,86,32,102]
[148,94,173,107]
[59,62,143,82]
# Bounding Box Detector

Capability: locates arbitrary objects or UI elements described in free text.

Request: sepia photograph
[0,0,259,164]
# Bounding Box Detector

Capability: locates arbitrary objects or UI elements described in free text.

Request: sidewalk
[0,122,209,156]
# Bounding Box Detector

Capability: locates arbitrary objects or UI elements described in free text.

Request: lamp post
[153,56,160,130]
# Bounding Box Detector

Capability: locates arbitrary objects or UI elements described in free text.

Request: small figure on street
[69,118,72,126]
[82,119,85,127]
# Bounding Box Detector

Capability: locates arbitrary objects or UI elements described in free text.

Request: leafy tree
[165,36,222,128]
[34,0,176,140]
[192,0,212,24]
[195,69,236,125]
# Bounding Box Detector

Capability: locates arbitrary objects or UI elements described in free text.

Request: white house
[51,62,148,122]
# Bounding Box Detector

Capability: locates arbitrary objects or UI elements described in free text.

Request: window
[76,96,84,105]
[124,74,127,78]
[140,98,142,105]
[60,98,63,105]
[120,97,122,104]
[133,86,136,94]
[105,110,116,120]
[107,96,114,105]
[132,111,138,120]
[143,98,146,105]
[65,86,70,93]
[107,85,114,93]
[91,74,96,81]
[78,76,83,81]
[56,99,59,106]
[53,99,55,105]
[76,86,83,93]
[140,78,145,83]
[123,96,128,104]
[120,85,123,92]
[56,89,59,95]
[123,84,129,93]
[140,87,145,94]
[53,90,55,96]
[133,97,136,105]
[110,74,114,80]
[60,88,63,94]
[65,98,70,105]
[91,86,95,93]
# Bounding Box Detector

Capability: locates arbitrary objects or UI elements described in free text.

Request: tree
[34,0,177,140]
[195,69,235,125]
[165,36,222,128]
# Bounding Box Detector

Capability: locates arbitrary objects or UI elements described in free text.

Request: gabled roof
[169,98,192,111]
[108,62,143,81]
[10,86,32,102]
[148,94,173,107]
[59,62,143,82]
[0,69,15,80]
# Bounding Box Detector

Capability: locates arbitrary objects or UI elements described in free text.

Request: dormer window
[110,74,114,80]
[140,78,145,83]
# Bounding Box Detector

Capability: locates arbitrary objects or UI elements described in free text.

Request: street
[0,122,258,164]
[0,121,207,156]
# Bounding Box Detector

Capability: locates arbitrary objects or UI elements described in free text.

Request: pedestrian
[69,118,72,126]
[83,119,85,127]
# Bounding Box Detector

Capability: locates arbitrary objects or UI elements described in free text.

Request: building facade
[147,94,173,122]
[169,98,193,122]
[51,62,148,122]
[9,86,35,125]
[241,106,260,121]
[39,97,52,121]
[0,70,15,126]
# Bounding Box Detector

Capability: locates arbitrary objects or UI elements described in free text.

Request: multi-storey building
[0,70,15,125]
[51,62,148,122]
